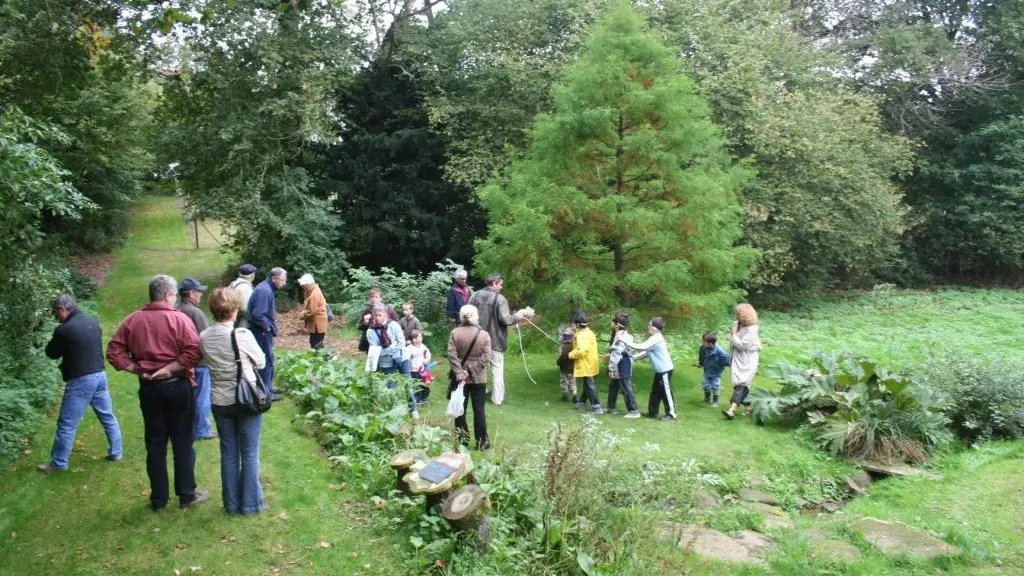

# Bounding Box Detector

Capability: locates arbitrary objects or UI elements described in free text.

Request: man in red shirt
[107,274,207,511]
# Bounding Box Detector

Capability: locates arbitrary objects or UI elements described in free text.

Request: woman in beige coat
[447,304,492,450]
[298,273,328,350]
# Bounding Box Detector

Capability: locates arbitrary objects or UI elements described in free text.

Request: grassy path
[0,197,395,576]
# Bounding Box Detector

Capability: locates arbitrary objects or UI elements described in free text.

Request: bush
[752,351,952,463]
[914,354,1024,445]
[338,260,463,343]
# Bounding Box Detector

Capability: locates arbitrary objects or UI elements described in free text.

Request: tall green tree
[156,0,354,287]
[475,2,754,320]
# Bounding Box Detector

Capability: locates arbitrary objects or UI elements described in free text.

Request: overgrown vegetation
[752,352,952,463]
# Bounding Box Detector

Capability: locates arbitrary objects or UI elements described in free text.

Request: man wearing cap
[229,264,257,328]
[106,275,207,511]
[445,269,473,326]
[298,273,328,350]
[248,267,286,400]
[38,294,123,474]
[178,277,214,440]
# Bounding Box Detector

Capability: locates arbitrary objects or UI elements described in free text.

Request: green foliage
[753,351,952,463]
[913,354,1024,445]
[315,59,485,272]
[475,3,754,323]
[0,108,84,468]
[154,0,352,288]
[337,261,461,342]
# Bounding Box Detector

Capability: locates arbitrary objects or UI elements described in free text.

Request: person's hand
[730,321,738,334]
[363,314,371,324]
[143,366,172,381]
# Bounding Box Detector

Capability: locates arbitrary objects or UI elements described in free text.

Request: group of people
[38,264,330,516]
[555,303,762,421]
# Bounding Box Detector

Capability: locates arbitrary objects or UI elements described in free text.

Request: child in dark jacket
[698,331,730,407]
[556,328,577,402]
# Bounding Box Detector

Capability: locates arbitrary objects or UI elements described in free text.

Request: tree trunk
[441,484,491,531]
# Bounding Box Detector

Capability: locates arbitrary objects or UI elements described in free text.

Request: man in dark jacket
[248,267,286,400]
[178,277,214,439]
[38,294,123,474]
[445,269,473,325]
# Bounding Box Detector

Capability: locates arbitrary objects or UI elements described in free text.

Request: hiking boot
[180,490,210,509]
[624,411,641,419]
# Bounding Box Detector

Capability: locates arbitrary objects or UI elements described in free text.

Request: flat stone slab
[852,517,962,559]
[693,490,723,512]
[860,462,942,480]
[745,502,795,531]
[678,525,772,565]
[807,529,862,562]
[738,488,780,506]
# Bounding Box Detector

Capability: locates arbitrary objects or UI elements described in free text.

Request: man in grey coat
[468,272,526,405]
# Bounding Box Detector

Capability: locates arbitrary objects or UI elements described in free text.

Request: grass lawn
[1,196,1022,575]
[0,197,399,576]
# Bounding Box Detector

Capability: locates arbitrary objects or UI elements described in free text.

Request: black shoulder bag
[232,330,273,414]
[447,328,482,398]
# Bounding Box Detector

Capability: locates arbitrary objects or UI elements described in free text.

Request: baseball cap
[179,277,208,293]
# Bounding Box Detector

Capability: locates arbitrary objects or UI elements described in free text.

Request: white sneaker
[591,406,604,415]
[411,409,420,420]
[624,412,641,419]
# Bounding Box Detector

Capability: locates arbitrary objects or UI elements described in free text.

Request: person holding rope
[468,272,531,406]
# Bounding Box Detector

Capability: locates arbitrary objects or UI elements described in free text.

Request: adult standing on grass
[468,272,527,406]
[229,264,257,328]
[106,275,207,511]
[38,294,123,474]
[723,303,761,420]
[298,273,328,350]
[445,269,473,325]
[447,304,492,450]
[248,267,286,401]
[177,277,215,440]
[200,287,268,515]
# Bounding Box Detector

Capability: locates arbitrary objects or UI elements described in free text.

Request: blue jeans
[380,362,416,411]
[253,330,275,397]
[192,366,214,438]
[49,371,122,469]
[213,408,264,515]
[702,373,722,394]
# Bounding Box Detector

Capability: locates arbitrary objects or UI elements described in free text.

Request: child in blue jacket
[697,331,730,407]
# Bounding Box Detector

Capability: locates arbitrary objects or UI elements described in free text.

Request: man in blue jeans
[177,277,215,440]
[38,295,123,474]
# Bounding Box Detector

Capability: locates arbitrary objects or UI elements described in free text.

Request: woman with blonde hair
[200,287,268,514]
[723,303,761,420]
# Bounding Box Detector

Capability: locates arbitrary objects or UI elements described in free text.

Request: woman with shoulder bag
[200,287,268,515]
[447,304,492,450]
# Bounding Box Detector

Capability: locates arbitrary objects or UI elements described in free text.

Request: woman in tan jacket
[298,274,328,350]
[447,304,492,450]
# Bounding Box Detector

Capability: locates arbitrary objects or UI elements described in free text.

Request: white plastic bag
[365,345,381,372]
[446,383,466,418]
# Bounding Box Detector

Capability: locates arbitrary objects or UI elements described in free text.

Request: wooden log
[442,484,491,531]
[390,449,427,494]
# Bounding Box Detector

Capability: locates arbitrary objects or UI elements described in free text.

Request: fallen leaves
[317,540,331,548]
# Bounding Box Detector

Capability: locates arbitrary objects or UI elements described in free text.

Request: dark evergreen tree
[315,61,485,272]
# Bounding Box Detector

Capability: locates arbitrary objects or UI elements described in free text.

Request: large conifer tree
[474,2,754,319]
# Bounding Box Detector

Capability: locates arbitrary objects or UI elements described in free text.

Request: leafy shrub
[752,351,952,463]
[338,260,463,342]
[914,354,1024,445]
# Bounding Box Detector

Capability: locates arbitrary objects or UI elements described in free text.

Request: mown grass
[0,197,398,576]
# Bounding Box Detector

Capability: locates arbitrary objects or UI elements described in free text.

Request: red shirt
[106,301,202,386]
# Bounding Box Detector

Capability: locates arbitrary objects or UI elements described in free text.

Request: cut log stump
[390,449,427,494]
[442,485,491,531]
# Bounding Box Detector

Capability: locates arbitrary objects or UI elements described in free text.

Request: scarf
[371,323,392,348]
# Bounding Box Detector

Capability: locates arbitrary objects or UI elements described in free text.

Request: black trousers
[647,370,677,417]
[309,332,325,350]
[454,383,489,449]
[578,376,601,407]
[138,376,197,508]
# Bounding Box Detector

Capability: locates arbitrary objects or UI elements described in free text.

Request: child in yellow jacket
[568,311,603,414]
